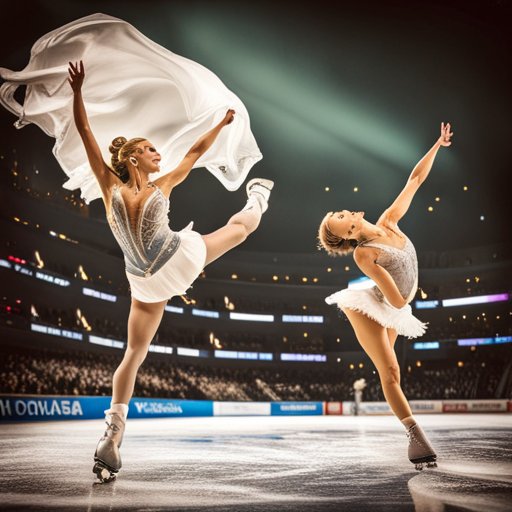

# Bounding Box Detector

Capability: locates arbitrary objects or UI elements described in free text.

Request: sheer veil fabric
[0,13,262,203]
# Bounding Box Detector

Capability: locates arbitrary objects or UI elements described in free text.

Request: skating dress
[0,13,262,203]
[108,184,206,303]
[325,236,427,338]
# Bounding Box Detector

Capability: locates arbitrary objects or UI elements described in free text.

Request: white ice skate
[93,412,126,483]
[406,423,437,470]
[246,178,274,213]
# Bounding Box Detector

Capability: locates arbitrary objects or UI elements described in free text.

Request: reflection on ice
[409,460,512,512]
[0,414,510,511]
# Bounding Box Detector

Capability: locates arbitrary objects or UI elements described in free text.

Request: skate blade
[93,461,118,484]
[413,460,438,471]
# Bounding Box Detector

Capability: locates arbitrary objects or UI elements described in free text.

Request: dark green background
[1,0,509,254]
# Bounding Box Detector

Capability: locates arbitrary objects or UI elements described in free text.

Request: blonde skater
[318,122,453,469]
[68,61,273,482]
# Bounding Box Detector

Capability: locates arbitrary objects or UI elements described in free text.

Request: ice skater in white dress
[68,61,273,482]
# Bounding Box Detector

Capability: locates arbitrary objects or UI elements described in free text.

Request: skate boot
[406,423,437,470]
[93,412,125,483]
[246,178,274,213]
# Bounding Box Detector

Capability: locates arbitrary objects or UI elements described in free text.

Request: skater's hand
[222,109,235,126]
[68,60,85,93]
[438,122,453,147]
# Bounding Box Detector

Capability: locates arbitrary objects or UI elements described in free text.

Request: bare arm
[155,109,235,196]
[354,247,408,308]
[378,123,453,225]
[68,61,117,196]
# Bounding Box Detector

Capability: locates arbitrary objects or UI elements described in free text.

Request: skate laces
[407,425,428,449]
[104,414,123,435]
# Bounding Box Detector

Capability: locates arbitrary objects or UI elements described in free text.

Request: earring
[129,156,138,166]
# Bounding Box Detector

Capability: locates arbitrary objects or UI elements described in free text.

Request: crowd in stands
[402,365,500,400]
[1,347,509,401]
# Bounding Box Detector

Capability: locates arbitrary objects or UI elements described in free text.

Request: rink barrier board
[441,399,509,413]
[0,396,510,421]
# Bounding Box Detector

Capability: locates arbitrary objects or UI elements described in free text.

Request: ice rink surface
[0,414,511,511]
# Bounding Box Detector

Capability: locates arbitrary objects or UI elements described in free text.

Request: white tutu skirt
[0,13,262,203]
[127,229,206,304]
[325,287,427,339]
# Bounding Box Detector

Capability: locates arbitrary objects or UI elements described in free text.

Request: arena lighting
[148,345,173,354]
[282,315,324,323]
[348,276,375,290]
[12,264,32,277]
[280,353,327,362]
[7,255,27,265]
[31,322,83,341]
[495,336,512,344]
[213,350,273,360]
[36,271,70,287]
[442,293,509,307]
[82,287,117,302]
[413,342,440,350]
[217,350,237,359]
[414,300,440,309]
[89,335,124,349]
[4,257,71,286]
[164,305,184,314]
[457,337,494,347]
[229,312,274,322]
[192,308,219,319]
[457,335,512,347]
[177,347,203,357]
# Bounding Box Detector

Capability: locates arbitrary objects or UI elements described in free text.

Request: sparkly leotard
[360,236,419,304]
[325,234,426,339]
[106,184,207,303]
[107,185,181,277]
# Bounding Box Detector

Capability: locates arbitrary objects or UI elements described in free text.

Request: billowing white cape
[0,13,262,203]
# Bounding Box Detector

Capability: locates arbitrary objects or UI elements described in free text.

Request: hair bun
[109,136,127,155]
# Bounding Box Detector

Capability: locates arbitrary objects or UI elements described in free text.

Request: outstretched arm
[155,109,235,196]
[378,123,453,225]
[68,61,117,196]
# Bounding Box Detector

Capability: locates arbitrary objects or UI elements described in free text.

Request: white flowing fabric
[0,13,262,203]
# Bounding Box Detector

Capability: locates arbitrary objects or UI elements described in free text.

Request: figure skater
[318,122,453,469]
[67,61,273,482]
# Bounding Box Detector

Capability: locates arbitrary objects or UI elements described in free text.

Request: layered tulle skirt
[325,287,427,339]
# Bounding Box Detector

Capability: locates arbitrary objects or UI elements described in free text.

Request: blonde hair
[317,215,358,256]
[109,136,146,182]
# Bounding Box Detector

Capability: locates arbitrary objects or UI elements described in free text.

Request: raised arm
[68,61,117,196]
[378,123,453,225]
[154,109,235,196]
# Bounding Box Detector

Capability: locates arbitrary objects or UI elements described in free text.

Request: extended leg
[202,178,273,266]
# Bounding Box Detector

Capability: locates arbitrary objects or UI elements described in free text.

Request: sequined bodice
[107,185,181,277]
[361,236,419,303]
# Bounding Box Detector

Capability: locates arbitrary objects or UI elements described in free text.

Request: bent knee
[380,363,401,386]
